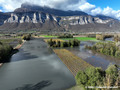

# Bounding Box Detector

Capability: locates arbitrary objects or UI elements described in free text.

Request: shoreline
[14,40,25,49]
[0,40,25,68]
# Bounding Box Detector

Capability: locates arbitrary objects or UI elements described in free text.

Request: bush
[22,34,31,40]
[0,44,14,62]
[115,51,120,58]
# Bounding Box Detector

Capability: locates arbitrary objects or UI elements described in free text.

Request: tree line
[47,39,80,47]
[58,34,73,38]
[76,64,120,89]
[86,42,120,58]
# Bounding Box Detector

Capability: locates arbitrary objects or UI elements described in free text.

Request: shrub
[115,51,120,58]
[0,44,14,62]
[22,34,31,40]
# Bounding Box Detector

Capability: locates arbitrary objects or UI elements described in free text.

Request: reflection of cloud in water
[77,53,91,59]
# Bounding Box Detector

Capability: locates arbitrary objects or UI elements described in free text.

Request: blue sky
[88,0,119,10]
[0,0,120,19]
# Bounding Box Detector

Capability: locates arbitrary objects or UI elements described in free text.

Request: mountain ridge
[0,3,120,33]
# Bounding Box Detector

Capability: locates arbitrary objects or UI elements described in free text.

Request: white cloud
[91,6,120,20]
[91,7,102,15]
[79,2,95,13]
[0,0,86,11]
[0,0,120,20]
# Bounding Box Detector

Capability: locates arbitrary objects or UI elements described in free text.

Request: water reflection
[13,81,52,90]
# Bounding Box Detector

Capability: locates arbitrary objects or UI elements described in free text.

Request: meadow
[61,37,97,41]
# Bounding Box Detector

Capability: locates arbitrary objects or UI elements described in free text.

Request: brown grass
[53,49,93,76]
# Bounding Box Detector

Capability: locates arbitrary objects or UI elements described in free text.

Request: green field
[40,35,58,38]
[61,37,97,41]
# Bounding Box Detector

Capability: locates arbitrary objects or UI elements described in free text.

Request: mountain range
[0,3,120,33]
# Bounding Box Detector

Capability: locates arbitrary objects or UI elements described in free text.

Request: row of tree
[47,39,80,47]
[86,42,120,58]
[0,42,14,63]
[76,64,120,89]
[58,34,73,38]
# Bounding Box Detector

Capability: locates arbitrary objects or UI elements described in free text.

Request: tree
[75,70,88,85]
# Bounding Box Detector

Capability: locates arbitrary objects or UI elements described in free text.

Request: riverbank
[14,40,25,49]
[53,49,93,76]
[0,40,25,68]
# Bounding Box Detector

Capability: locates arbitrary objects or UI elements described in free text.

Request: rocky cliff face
[0,3,120,33]
[0,12,10,25]
[4,13,112,25]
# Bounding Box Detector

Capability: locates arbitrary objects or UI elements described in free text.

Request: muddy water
[0,38,75,90]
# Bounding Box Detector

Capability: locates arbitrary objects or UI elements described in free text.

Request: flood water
[0,38,75,90]
[0,38,120,90]
[68,41,120,70]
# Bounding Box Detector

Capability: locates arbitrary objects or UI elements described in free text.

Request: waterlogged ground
[0,38,75,90]
[68,41,120,70]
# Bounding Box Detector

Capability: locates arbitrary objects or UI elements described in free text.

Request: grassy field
[61,37,97,41]
[40,35,58,38]
[53,49,93,76]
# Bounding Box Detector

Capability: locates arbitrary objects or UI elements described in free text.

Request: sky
[0,0,120,20]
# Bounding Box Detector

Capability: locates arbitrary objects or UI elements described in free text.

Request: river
[0,38,120,90]
[0,38,75,90]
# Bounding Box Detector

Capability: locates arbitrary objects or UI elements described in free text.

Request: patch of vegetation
[75,64,120,89]
[114,35,120,42]
[54,49,93,76]
[22,34,31,40]
[86,42,120,58]
[40,35,58,38]
[47,38,80,47]
[61,37,97,41]
[0,42,15,63]
[96,34,113,40]
[58,34,73,38]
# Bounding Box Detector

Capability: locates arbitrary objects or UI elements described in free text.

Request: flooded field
[67,41,120,70]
